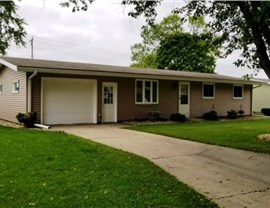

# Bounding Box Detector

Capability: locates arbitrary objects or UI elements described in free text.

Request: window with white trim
[12,80,20,94]
[0,83,2,94]
[202,83,215,99]
[233,85,243,99]
[136,80,158,104]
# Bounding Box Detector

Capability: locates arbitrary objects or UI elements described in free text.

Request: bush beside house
[16,112,37,128]
[261,108,270,116]
[202,111,218,121]
[170,113,187,122]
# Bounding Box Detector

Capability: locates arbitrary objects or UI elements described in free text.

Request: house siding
[31,75,41,122]
[30,74,253,124]
[190,82,252,117]
[252,83,270,112]
[32,73,178,123]
[0,67,27,123]
[115,78,178,121]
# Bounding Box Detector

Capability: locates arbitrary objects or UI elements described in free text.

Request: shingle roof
[0,57,254,84]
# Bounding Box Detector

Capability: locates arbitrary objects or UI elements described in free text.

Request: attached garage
[41,78,97,125]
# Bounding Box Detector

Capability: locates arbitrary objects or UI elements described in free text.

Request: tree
[0,1,26,55]
[61,0,270,79]
[130,14,183,68]
[130,14,220,72]
[188,15,208,34]
[180,1,270,78]
[156,33,217,73]
[130,43,158,68]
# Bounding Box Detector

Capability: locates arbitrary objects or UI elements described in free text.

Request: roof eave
[0,59,18,71]
[17,66,256,85]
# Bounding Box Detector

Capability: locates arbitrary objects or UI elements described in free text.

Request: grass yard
[129,119,270,154]
[0,126,217,208]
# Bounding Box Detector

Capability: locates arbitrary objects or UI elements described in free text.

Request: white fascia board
[250,78,270,85]
[0,59,18,71]
[18,66,255,85]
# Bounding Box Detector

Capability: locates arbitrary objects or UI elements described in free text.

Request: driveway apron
[52,124,270,208]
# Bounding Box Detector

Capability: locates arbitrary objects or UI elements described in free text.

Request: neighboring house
[252,78,270,113]
[0,57,256,125]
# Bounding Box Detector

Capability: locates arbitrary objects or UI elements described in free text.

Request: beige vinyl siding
[0,67,27,123]
[253,84,270,112]
[190,82,252,117]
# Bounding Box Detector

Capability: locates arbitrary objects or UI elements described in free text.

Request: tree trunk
[238,2,270,79]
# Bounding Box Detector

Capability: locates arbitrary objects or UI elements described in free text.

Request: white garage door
[42,78,97,125]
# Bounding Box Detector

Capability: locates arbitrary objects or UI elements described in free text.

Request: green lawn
[129,119,270,154]
[0,126,217,208]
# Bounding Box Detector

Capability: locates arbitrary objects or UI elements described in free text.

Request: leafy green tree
[130,14,220,72]
[188,16,208,34]
[180,1,270,78]
[156,33,218,73]
[0,1,26,55]
[130,43,158,68]
[61,0,270,78]
[130,14,183,68]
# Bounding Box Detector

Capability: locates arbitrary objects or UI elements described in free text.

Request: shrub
[238,110,245,116]
[261,108,270,116]
[227,110,238,119]
[16,112,37,128]
[148,111,160,122]
[170,113,187,122]
[202,111,218,121]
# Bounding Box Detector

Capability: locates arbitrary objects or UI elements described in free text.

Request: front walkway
[52,124,270,208]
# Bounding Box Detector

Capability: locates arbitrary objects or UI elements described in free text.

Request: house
[252,78,270,113]
[0,57,256,125]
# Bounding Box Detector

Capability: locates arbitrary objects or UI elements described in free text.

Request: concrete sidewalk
[52,124,270,208]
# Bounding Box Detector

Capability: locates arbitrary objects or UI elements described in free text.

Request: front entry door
[179,82,190,117]
[102,82,117,123]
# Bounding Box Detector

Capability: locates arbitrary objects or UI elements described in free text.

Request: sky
[7,0,268,79]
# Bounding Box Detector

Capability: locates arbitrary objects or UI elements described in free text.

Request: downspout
[27,71,37,112]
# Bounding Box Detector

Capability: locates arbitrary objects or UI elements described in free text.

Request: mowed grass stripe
[129,119,270,154]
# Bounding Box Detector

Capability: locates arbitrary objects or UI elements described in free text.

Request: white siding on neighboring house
[253,82,270,112]
[0,67,27,123]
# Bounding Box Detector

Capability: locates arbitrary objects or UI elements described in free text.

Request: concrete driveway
[52,124,270,208]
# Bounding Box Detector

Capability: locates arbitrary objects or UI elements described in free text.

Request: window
[12,80,20,94]
[180,84,189,104]
[136,80,158,104]
[104,86,113,104]
[202,83,215,99]
[233,85,243,99]
[0,83,2,94]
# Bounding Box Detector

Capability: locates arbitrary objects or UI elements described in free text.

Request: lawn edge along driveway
[54,124,270,208]
[129,119,270,154]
